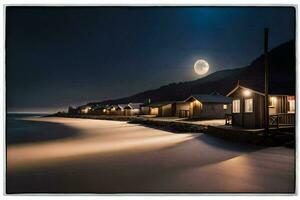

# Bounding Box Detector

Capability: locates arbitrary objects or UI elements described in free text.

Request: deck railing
[269,113,295,128]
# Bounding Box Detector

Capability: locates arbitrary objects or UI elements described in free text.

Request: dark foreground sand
[7,117,295,193]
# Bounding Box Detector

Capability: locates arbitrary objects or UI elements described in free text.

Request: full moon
[194,59,209,75]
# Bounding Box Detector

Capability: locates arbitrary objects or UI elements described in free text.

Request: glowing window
[245,98,253,113]
[288,96,295,113]
[223,104,227,109]
[233,100,240,113]
[269,97,276,107]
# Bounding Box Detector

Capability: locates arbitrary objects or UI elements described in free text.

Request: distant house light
[82,107,90,114]
[223,104,228,109]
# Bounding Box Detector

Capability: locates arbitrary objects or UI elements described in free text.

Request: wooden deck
[269,113,295,128]
[209,124,295,134]
[225,113,295,129]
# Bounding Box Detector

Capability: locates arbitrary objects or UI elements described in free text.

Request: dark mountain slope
[239,40,295,95]
[90,40,295,106]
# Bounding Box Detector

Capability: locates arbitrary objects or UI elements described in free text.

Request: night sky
[6,7,295,113]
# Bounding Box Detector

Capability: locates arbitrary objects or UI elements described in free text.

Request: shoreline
[46,112,138,121]
[7,116,295,193]
[47,113,295,147]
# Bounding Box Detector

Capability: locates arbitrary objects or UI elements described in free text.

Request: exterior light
[103,109,106,112]
[243,90,251,97]
[82,108,89,113]
[270,96,277,102]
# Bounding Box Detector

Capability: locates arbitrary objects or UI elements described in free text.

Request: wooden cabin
[78,105,92,114]
[184,93,232,119]
[141,101,190,118]
[156,102,174,117]
[68,106,78,114]
[124,103,143,116]
[140,104,151,115]
[227,84,295,129]
[106,105,118,115]
[141,102,175,117]
[115,104,128,115]
[175,101,190,118]
[99,105,110,115]
[89,104,111,115]
[89,104,102,115]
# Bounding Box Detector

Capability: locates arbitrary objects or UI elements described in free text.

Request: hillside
[90,40,295,106]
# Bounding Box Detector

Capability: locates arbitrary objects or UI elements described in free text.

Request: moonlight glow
[194,59,209,75]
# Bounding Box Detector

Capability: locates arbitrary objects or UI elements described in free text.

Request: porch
[269,113,295,128]
[225,113,295,129]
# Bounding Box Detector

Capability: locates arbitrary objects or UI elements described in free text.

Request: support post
[148,98,151,115]
[264,28,269,136]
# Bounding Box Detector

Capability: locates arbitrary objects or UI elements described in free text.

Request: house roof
[99,105,110,109]
[185,94,232,104]
[226,85,265,97]
[227,80,295,97]
[77,105,91,110]
[107,105,118,109]
[124,103,143,109]
[91,104,102,110]
[142,101,175,108]
[116,104,128,109]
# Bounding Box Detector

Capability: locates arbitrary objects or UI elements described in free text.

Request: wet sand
[6,117,295,193]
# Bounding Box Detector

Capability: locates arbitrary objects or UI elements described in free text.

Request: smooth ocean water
[6,113,49,145]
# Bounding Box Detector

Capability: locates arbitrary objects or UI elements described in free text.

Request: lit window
[233,99,240,113]
[223,104,228,109]
[288,96,295,113]
[245,98,253,113]
[269,96,276,107]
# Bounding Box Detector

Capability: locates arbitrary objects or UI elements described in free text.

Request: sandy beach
[6,117,295,193]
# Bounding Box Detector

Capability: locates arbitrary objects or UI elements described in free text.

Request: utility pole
[148,98,151,115]
[264,28,269,136]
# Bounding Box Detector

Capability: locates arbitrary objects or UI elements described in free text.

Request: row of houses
[69,92,232,119]
[68,82,295,129]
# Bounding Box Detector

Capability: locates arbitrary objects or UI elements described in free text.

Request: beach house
[226,82,295,129]
[175,101,190,118]
[140,102,172,117]
[106,105,118,115]
[115,104,128,115]
[124,103,143,116]
[78,105,92,114]
[141,101,191,118]
[184,93,232,119]
[148,102,175,117]
[140,102,169,116]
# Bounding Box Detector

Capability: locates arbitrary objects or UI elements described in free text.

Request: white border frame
[0,1,298,200]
